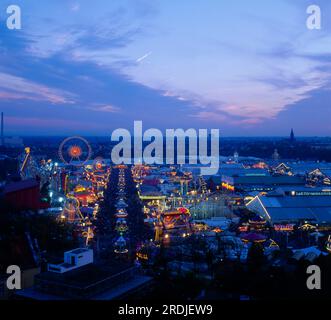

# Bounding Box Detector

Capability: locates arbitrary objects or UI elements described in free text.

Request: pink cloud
[88,104,121,113]
[233,118,264,125]
[0,92,42,102]
[6,116,87,128]
[0,72,76,104]
[191,110,264,127]
[191,111,228,122]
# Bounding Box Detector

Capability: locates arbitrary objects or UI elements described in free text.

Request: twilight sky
[0,0,331,136]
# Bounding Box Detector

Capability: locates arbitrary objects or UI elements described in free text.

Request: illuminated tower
[20,147,38,180]
[198,176,207,194]
[180,178,189,196]
[154,214,163,242]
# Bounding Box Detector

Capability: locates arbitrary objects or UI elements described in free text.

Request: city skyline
[0,0,331,136]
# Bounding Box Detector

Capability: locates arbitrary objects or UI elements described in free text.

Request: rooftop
[36,262,133,288]
[4,179,39,194]
[70,248,89,255]
[248,193,331,223]
[219,175,306,186]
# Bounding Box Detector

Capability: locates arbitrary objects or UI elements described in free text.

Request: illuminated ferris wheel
[93,156,105,171]
[61,196,84,223]
[58,136,92,166]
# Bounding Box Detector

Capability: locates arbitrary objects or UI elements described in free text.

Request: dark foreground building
[16,249,153,300]
[4,179,41,211]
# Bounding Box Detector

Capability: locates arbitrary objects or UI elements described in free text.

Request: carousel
[240,232,267,243]
[248,215,267,231]
[114,236,129,254]
[115,218,128,233]
[116,198,128,209]
[115,209,128,219]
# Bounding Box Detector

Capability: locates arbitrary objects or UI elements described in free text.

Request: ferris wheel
[93,157,105,171]
[61,196,85,223]
[58,136,92,166]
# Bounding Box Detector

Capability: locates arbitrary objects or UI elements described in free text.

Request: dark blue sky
[0,0,331,136]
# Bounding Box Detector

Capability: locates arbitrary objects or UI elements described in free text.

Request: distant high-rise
[290,128,295,143]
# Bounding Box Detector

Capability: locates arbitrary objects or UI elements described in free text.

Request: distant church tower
[290,128,295,143]
[272,149,280,161]
[234,151,239,164]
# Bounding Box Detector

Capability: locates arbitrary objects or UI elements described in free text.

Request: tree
[248,242,265,267]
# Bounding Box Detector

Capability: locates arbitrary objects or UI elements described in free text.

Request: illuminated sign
[274,224,295,232]
[222,182,235,192]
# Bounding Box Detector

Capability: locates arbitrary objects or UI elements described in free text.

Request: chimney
[1,112,4,147]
